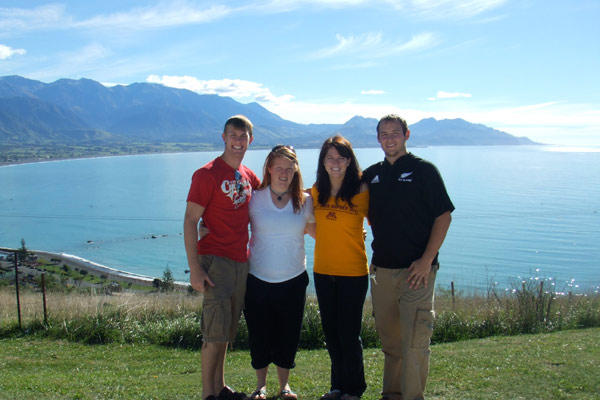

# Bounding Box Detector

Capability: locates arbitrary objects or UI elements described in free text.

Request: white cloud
[144,73,600,145]
[263,98,600,146]
[361,89,385,95]
[100,81,126,87]
[388,32,439,54]
[0,4,69,33]
[311,33,382,59]
[74,2,232,31]
[1,0,506,37]
[146,75,295,104]
[312,32,438,59]
[383,0,508,19]
[0,2,231,34]
[255,0,506,19]
[253,0,371,13]
[428,91,473,101]
[0,44,26,60]
[455,102,600,145]
[70,43,110,65]
[256,0,507,19]
[267,99,425,124]
[27,43,111,80]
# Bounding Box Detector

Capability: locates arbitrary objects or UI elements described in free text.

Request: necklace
[270,186,288,201]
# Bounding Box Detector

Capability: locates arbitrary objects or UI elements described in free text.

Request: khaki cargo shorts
[199,254,249,343]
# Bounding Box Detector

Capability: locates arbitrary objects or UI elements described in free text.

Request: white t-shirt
[248,187,313,283]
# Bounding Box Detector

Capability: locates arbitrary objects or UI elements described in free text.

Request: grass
[0,289,201,324]
[0,328,598,399]
[1,281,599,349]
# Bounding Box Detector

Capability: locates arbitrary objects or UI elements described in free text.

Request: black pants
[244,271,308,370]
[314,273,368,397]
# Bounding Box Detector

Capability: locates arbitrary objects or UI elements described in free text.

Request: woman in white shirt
[245,145,314,400]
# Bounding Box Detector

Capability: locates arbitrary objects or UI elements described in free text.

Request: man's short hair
[377,114,408,137]
[224,115,253,137]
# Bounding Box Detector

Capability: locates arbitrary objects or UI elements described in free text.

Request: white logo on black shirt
[398,171,413,182]
[371,175,380,184]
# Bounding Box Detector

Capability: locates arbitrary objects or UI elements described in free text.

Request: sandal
[280,389,298,400]
[320,390,342,400]
[250,389,267,400]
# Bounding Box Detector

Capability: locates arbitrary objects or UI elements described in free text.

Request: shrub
[160,268,175,292]
[1,284,598,351]
[298,300,325,349]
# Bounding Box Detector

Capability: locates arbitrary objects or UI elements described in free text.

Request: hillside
[0,75,537,151]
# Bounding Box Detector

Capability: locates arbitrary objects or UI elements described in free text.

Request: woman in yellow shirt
[308,135,369,400]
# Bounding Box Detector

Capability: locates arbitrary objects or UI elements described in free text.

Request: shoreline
[2,144,583,169]
[0,150,216,168]
[0,144,406,168]
[24,249,189,289]
[0,144,270,168]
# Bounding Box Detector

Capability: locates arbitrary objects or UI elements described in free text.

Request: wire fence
[0,247,52,328]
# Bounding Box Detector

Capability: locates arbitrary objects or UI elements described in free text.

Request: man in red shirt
[184,115,260,400]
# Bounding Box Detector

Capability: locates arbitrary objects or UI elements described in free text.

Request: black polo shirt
[363,153,454,269]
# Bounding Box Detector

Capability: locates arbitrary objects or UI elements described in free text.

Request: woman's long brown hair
[259,145,304,213]
[315,135,362,208]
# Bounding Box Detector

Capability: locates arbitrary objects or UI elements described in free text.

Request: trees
[17,238,29,263]
[160,267,175,292]
[153,267,175,292]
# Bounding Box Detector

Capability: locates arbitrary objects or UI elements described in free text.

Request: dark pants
[314,273,368,397]
[244,271,308,370]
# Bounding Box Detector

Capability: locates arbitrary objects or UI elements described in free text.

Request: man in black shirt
[363,114,454,400]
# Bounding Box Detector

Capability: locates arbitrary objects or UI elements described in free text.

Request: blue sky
[1,1,599,145]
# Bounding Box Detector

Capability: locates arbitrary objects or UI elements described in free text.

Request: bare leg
[213,342,228,393]
[277,366,297,399]
[276,366,290,392]
[202,341,228,399]
[250,366,268,398]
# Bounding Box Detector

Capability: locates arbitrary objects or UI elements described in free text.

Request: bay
[1,145,599,294]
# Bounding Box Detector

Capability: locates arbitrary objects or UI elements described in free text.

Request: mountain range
[0,75,537,148]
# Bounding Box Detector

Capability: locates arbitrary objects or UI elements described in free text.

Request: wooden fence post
[538,281,544,321]
[14,251,22,329]
[451,281,455,310]
[41,273,48,325]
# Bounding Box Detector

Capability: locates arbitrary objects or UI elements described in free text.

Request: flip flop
[250,389,267,400]
[280,389,298,400]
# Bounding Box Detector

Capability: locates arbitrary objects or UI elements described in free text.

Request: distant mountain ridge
[0,75,537,148]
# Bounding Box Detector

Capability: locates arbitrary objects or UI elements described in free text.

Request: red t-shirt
[186,157,260,262]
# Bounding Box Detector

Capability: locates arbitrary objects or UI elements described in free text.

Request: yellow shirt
[311,186,369,277]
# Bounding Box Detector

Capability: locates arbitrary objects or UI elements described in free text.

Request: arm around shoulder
[303,192,317,238]
[183,202,214,292]
[184,201,204,267]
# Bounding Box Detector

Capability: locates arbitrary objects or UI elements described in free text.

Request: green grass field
[1,328,598,400]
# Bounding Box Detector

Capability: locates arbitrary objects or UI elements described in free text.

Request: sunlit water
[1,145,599,293]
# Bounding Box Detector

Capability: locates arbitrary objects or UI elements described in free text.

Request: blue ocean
[1,145,599,293]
